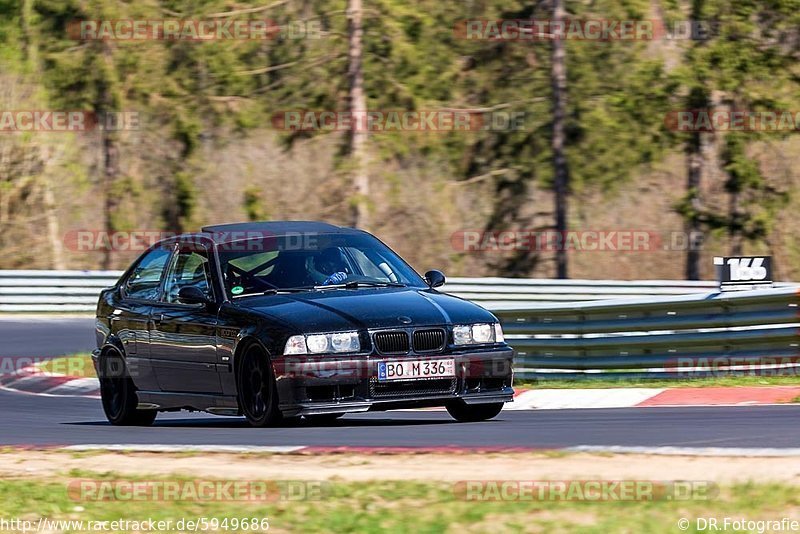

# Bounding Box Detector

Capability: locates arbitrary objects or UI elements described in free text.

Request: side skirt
[137,390,240,415]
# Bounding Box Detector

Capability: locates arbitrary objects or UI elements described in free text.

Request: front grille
[370,378,457,398]
[373,331,410,354]
[412,329,445,352]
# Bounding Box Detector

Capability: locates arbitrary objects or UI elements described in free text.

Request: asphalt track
[0,317,96,357]
[2,318,800,450]
[2,387,799,448]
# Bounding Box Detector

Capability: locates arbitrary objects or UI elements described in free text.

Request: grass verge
[0,475,797,533]
[37,353,95,378]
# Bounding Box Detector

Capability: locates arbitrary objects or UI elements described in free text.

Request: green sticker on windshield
[231,286,244,295]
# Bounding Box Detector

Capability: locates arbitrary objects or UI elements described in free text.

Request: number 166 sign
[714,256,773,291]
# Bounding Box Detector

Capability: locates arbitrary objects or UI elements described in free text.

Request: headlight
[472,323,494,343]
[283,332,361,355]
[453,325,473,345]
[284,335,307,355]
[452,323,502,346]
[331,332,359,352]
[306,334,330,353]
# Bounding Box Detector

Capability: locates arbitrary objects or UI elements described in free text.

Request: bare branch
[207,0,291,19]
[234,61,298,76]
[448,168,510,187]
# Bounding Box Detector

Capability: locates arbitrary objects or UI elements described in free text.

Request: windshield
[216,232,427,298]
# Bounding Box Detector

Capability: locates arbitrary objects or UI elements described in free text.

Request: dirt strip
[0,451,798,484]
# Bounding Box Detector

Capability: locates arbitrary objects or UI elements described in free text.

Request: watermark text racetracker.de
[68,19,321,40]
[456,480,717,501]
[63,230,322,253]
[0,356,88,378]
[454,19,717,41]
[451,230,705,252]
[666,109,800,132]
[0,111,140,132]
[270,110,528,132]
[0,516,270,533]
[68,479,326,502]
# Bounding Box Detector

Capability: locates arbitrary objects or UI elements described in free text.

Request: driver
[311,247,349,285]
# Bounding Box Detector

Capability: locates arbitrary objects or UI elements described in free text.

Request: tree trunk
[551,0,569,279]
[21,0,37,66]
[728,188,743,256]
[100,42,121,270]
[42,173,65,270]
[685,131,703,280]
[22,0,63,268]
[101,129,120,270]
[347,0,369,230]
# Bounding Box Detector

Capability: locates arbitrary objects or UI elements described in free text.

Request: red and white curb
[2,370,800,410]
[0,366,100,399]
[510,386,800,409]
[508,388,664,410]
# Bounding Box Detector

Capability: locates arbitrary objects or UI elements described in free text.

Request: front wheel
[445,401,504,423]
[99,351,157,426]
[237,343,283,427]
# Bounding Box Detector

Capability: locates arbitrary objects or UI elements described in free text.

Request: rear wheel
[237,343,283,427]
[445,401,503,423]
[99,350,157,426]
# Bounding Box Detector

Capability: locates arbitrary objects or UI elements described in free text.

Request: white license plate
[377,359,455,382]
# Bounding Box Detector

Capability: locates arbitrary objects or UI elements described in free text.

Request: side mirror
[178,286,210,305]
[424,270,446,288]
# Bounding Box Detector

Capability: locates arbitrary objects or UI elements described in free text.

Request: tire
[237,343,284,427]
[99,350,157,426]
[445,401,504,423]
[304,413,345,425]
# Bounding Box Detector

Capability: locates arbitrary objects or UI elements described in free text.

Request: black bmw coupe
[93,221,515,427]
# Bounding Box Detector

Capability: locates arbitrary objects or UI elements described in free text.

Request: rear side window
[123,247,172,300]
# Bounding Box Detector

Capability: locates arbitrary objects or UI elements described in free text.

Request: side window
[163,248,213,304]
[124,247,172,300]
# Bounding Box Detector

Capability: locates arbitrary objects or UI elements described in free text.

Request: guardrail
[0,270,123,312]
[443,278,730,307]
[494,286,800,379]
[2,270,798,381]
[0,270,754,312]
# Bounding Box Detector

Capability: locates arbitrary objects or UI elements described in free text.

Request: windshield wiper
[233,287,313,298]
[265,287,317,294]
[316,281,406,290]
[233,282,405,298]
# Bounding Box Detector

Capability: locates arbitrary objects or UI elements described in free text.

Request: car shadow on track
[63,416,455,429]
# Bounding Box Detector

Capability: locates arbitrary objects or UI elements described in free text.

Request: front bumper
[272,347,515,416]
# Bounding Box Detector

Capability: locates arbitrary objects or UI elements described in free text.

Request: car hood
[234,287,497,333]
